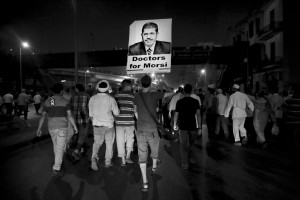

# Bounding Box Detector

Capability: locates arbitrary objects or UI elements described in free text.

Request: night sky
[0,0,263,54]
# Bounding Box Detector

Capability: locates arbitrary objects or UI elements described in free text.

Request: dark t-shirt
[176,97,200,131]
[134,92,164,131]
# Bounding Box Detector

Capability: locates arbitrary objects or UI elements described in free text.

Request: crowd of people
[1,75,300,192]
[0,89,45,122]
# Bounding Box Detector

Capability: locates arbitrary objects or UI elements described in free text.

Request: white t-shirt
[33,94,42,104]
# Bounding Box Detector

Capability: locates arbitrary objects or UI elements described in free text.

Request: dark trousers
[206,112,216,137]
[3,103,13,115]
[215,114,229,138]
[245,117,255,143]
[34,103,41,114]
[18,104,28,120]
[179,130,196,165]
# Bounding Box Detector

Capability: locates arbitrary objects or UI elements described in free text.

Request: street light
[20,42,30,90]
[201,69,206,86]
[85,70,90,89]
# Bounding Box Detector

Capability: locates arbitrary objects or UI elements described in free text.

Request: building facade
[229,0,299,93]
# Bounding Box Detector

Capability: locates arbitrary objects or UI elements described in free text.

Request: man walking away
[173,84,202,170]
[17,89,29,120]
[225,84,254,146]
[214,88,230,141]
[33,91,42,114]
[70,84,90,161]
[36,83,78,177]
[3,90,14,116]
[133,75,173,192]
[89,80,120,171]
[115,79,136,166]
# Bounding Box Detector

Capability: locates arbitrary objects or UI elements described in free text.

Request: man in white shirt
[3,90,14,116]
[89,80,120,170]
[224,84,254,146]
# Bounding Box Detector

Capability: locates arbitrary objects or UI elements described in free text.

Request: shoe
[241,137,248,145]
[125,158,134,164]
[91,158,98,171]
[261,142,268,149]
[52,169,64,177]
[152,159,161,173]
[182,164,189,170]
[234,141,242,146]
[142,182,149,192]
[104,162,113,168]
[71,151,80,161]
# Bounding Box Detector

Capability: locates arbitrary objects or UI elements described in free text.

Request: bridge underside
[23,46,245,69]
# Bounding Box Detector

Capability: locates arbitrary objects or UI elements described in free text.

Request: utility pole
[72,0,78,84]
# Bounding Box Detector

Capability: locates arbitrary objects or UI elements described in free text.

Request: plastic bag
[271,123,279,136]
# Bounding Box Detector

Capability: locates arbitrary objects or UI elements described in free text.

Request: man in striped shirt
[114,79,136,166]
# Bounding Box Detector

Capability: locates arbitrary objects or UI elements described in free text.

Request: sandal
[142,182,149,192]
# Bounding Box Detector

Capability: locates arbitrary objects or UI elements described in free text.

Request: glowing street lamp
[201,69,206,85]
[85,70,90,89]
[20,42,30,90]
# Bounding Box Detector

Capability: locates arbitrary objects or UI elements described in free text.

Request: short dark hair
[141,75,152,88]
[177,87,183,93]
[184,84,193,94]
[122,79,132,89]
[52,83,63,94]
[75,84,85,92]
[142,22,158,33]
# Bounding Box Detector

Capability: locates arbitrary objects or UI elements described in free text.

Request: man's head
[75,83,85,92]
[141,75,152,88]
[232,84,240,91]
[52,83,63,95]
[216,88,223,94]
[141,22,158,48]
[177,87,184,93]
[96,80,110,93]
[121,79,132,91]
[184,84,193,94]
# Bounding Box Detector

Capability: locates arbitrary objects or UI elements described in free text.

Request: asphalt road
[1,125,300,200]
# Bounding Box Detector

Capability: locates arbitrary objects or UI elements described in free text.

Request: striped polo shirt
[114,91,135,126]
[43,95,71,129]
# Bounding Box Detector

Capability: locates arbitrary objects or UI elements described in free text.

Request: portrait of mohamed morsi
[128,19,172,56]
